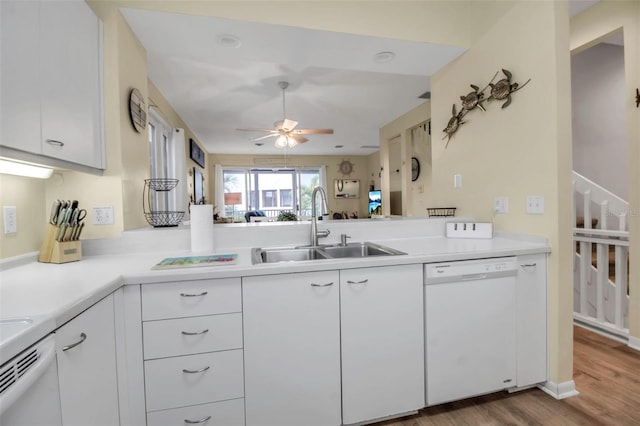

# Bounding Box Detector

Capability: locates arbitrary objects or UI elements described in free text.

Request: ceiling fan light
[275,135,288,148]
[286,136,297,148]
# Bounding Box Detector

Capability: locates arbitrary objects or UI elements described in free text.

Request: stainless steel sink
[251,242,406,264]
[321,242,406,258]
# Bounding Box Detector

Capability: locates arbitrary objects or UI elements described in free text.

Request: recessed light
[373,51,395,63]
[255,142,264,147]
[218,34,241,48]
[335,145,344,148]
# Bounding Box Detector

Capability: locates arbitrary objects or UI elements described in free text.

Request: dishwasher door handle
[461,273,488,281]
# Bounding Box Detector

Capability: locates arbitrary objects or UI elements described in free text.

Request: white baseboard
[629,336,640,352]
[538,380,580,400]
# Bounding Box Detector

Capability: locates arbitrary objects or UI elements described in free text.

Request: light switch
[93,206,114,225]
[454,174,462,189]
[526,196,544,214]
[494,197,508,214]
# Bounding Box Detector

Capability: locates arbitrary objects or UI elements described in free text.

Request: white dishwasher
[424,257,518,406]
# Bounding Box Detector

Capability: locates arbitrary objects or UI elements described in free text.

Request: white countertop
[0,227,549,363]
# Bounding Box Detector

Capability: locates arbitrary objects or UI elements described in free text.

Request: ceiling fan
[237,81,334,148]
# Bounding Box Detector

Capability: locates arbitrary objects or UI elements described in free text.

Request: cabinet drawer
[146,398,245,426]
[142,278,241,321]
[144,349,244,412]
[143,313,243,360]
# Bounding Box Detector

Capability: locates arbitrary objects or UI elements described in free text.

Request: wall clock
[411,157,420,182]
[128,88,147,133]
[339,160,354,176]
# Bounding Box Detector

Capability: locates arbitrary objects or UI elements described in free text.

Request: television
[368,190,382,216]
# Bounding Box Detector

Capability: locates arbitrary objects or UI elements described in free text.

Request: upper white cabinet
[243,271,342,426]
[0,0,104,171]
[340,265,424,424]
[56,293,120,426]
[516,254,547,387]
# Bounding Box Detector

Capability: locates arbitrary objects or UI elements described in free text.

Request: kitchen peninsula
[0,218,549,426]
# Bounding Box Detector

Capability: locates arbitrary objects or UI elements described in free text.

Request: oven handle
[0,335,57,415]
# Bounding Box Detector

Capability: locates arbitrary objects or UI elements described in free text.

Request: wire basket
[145,178,179,191]
[427,207,456,217]
[144,211,185,227]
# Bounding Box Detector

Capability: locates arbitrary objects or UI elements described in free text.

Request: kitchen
[2,0,636,425]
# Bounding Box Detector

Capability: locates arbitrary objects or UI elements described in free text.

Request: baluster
[579,240,589,315]
[615,216,628,329]
[596,240,607,323]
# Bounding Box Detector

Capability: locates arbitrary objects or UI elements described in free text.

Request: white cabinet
[140,278,245,425]
[516,254,547,387]
[56,293,120,426]
[340,265,424,424]
[243,271,341,426]
[0,0,104,171]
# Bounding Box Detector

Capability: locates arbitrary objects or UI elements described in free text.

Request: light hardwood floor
[377,326,640,426]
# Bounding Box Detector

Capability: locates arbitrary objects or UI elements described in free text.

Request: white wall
[572,42,627,199]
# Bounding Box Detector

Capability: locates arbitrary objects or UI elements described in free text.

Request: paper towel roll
[190,204,214,253]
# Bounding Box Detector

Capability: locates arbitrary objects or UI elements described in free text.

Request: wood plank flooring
[376,326,640,426]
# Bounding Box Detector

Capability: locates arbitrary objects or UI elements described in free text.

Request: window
[219,167,322,220]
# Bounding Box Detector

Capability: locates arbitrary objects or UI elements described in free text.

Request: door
[340,264,424,424]
[56,293,119,425]
[425,273,517,406]
[243,271,341,426]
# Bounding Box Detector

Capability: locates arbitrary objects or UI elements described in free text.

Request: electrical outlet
[494,197,508,214]
[3,206,17,234]
[454,174,462,189]
[93,206,114,225]
[526,196,544,214]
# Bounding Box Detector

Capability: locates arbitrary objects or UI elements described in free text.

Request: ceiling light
[217,34,241,48]
[274,135,298,149]
[255,142,264,147]
[373,51,395,63]
[0,158,53,179]
[335,145,344,148]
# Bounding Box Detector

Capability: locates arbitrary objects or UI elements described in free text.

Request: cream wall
[431,2,573,384]
[571,0,640,341]
[210,154,371,218]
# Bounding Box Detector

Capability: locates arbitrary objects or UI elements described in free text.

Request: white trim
[629,336,640,352]
[538,380,579,400]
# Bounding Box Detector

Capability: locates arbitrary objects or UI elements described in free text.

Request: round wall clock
[411,157,420,181]
[338,160,354,176]
[129,88,147,133]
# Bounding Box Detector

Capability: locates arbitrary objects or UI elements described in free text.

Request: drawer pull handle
[62,332,87,351]
[180,291,208,297]
[45,139,65,147]
[520,263,537,268]
[310,282,334,287]
[184,415,212,424]
[346,279,369,284]
[182,366,210,374]
[181,329,209,336]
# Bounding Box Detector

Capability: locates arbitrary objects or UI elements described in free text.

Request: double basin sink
[252,241,406,264]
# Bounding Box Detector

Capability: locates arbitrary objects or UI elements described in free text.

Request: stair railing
[573,171,629,341]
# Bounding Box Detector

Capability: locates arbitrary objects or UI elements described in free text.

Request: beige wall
[210,154,371,218]
[571,0,640,341]
[431,2,573,384]
[0,175,47,258]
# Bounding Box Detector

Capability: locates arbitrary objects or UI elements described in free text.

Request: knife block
[38,224,82,264]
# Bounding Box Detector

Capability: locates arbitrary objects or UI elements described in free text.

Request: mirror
[334,179,360,199]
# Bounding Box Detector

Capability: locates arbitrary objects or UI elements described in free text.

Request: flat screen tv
[368,190,382,216]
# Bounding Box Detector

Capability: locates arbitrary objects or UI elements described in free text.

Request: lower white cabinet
[56,293,120,426]
[516,254,547,387]
[340,265,424,424]
[146,398,245,426]
[243,271,342,426]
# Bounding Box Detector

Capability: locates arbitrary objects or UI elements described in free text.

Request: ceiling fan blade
[290,134,309,143]
[281,119,298,131]
[237,128,279,133]
[292,128,334,135]
[251,134,279,142]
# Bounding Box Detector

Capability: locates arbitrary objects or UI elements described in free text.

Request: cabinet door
[40,0,103,168]
[56,293,119,426]
[517,254,547,386]
[340,265,424,424]
[0,1,41,152]
[243,271,341,426]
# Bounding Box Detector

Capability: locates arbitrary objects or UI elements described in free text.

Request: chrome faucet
[310,186,330,246]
